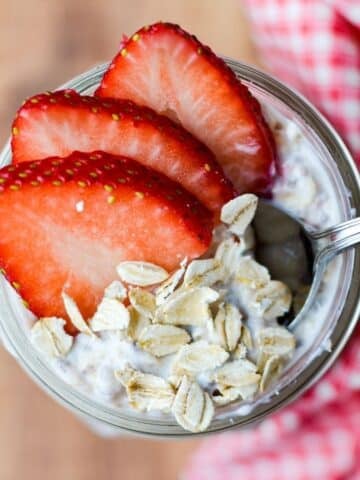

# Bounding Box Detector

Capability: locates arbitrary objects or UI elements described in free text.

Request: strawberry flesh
[11,90,235,214]
[96,22,277,196]
[0,151,213,332]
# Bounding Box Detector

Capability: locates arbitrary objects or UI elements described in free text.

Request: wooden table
[0,2,259,478]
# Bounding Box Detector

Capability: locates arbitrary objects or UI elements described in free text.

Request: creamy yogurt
[265,106,344,351]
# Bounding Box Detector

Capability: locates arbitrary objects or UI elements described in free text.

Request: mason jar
[0,60,359,437]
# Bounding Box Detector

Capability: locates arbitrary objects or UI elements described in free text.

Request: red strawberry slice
[95,22,277,196]
[0,151,213,332]
[11,90,235,214]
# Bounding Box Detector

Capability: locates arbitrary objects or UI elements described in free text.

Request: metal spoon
[252,200,360,330]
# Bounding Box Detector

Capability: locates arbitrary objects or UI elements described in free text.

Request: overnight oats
[0,22,358,434]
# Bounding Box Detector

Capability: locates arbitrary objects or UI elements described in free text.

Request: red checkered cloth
[244,0,360,166]
[183,2,360,479]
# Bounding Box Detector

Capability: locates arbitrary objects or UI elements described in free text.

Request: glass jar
[0,60,359,437]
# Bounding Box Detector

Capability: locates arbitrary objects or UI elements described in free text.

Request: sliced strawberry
[0,151,213,332]
[11,90,235,214]
[95,22,277,196]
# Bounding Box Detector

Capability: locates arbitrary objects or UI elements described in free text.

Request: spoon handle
[289,217,360,331]
[311,216,360,267]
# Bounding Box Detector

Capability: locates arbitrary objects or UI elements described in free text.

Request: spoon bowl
[253,200,360,329]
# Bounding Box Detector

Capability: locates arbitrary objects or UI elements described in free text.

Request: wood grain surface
[0,1,259,479]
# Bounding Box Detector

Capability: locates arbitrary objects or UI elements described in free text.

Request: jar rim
[0,59,359,437]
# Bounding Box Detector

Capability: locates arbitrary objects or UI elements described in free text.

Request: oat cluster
[30,194,295,433]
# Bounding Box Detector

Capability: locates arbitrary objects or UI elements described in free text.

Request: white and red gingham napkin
[183,2,360,479]
[245,0,360,166]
